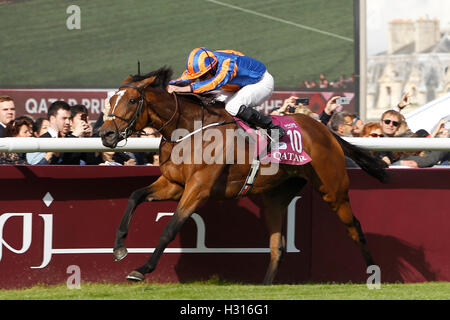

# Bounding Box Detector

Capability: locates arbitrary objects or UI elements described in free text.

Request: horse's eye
[129,98,137,104]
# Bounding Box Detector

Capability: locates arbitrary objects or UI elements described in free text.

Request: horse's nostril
[102,130,115,138]
[100,130,118,148]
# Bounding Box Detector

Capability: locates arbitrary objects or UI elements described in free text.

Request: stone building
[366,18,450,120]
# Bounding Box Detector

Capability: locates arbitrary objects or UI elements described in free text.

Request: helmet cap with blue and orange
[182,47,218,79]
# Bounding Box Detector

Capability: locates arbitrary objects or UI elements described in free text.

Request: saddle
[234,115,312,197]
[176,92,219,107]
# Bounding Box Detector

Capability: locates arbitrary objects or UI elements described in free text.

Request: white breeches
[215,71,274,116]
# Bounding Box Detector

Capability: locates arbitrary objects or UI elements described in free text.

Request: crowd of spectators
[298,73,355,91]
[271,92,450,168]
[1,91,449,168]
[0,95,161,166]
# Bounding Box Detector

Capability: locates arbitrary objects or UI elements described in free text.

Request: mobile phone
[296,98,309,105]
[337,97,351,104]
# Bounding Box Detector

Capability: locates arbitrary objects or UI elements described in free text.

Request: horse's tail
[331,131,389,183]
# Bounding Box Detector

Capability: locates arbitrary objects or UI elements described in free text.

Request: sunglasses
[383,119,400,127]
[369,133,384,137]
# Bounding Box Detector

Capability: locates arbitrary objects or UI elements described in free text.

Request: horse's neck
[157,95,231,139]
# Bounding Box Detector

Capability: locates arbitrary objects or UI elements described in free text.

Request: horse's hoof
[126,270,145,282]
[113,247,128,262]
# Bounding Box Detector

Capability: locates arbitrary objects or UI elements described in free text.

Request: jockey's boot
[236,105,287,140]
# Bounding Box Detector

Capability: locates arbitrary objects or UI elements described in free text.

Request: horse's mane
[129,66,173,89]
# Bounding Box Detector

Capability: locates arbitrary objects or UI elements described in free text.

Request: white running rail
[0,137,449,153]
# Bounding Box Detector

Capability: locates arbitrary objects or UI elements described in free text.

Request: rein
[154,92,179,135]
[162,92,237,143]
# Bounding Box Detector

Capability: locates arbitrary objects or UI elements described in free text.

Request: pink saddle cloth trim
[234,115,312,166]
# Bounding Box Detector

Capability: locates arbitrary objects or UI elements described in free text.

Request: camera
[288,106,296,113]
[337,97,351,105]
[296,98,309,105]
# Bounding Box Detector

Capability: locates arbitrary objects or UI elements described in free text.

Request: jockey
[167,47,286,139]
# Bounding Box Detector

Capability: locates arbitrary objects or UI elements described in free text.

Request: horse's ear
[138,76,157,89]
[148,67,173,89]
[122,75,133,84]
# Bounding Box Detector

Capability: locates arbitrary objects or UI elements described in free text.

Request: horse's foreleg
[127,178,211,282]
[113,176,183,262]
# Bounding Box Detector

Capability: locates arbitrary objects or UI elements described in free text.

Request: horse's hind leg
[310,168,375,267]
[261,198,286,286]
[334,199,374,266]
[113,175,183,261]
[260,178,307,285]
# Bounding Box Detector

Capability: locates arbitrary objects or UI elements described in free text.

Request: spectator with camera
[68,104,102,165]
[271,96,309,115]
[318,96,351,126]
[271,96,319,120]
[70,104,93,138]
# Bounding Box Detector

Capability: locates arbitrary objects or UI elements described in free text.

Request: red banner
[0,89,111,120]
[0,89,355,120]
[0,166,447,289]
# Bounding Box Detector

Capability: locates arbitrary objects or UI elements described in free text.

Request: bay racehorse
[99,67,388,284]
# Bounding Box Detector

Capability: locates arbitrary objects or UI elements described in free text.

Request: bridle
[106,84,146,140]
[106,83,180,141]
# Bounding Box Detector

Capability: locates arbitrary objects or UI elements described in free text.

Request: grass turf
[1,281,449,300]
